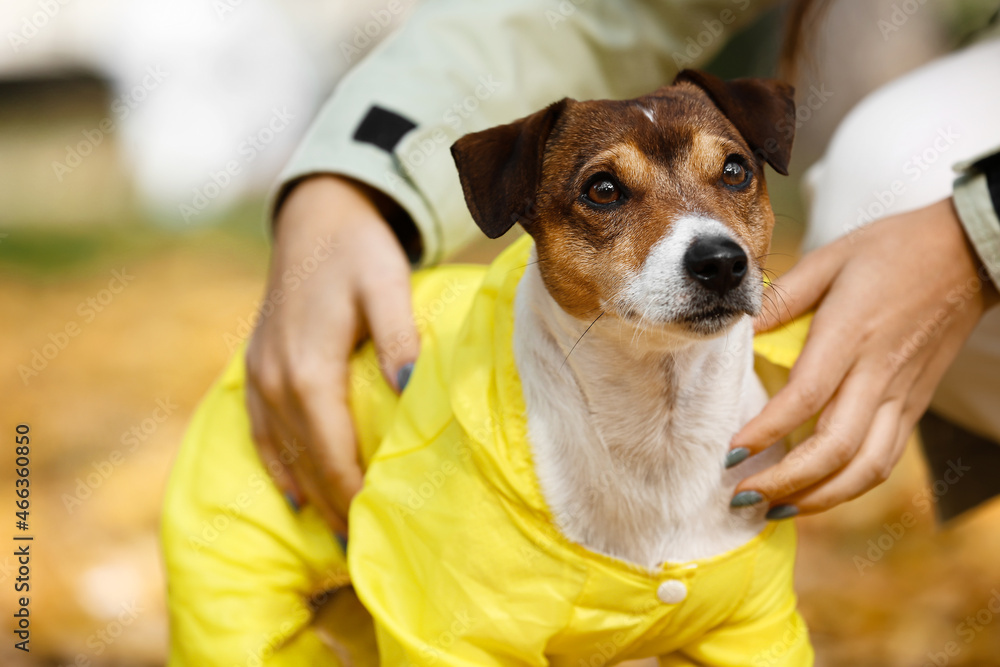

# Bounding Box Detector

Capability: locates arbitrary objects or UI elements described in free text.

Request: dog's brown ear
[674,69,796,175]
[451,99,569,239]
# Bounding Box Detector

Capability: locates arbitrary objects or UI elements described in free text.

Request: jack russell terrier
[163,70,813,666]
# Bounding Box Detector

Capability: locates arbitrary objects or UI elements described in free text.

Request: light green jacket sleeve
[273,0,776,266]
[953,149,1000,290]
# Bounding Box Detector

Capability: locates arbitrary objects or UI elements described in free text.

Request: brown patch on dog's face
[529,84,775,326]
[451,71,795,337]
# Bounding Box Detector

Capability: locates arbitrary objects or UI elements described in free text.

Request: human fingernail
[724,447,750,469]
[397,362,414,391]
[284,491,301,513]
[766,504,799,521]
[730,490,764,508]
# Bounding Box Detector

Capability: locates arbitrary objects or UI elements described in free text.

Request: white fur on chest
[513,261,782,569]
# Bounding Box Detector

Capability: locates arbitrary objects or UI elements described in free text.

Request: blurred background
[2,0,1000,664]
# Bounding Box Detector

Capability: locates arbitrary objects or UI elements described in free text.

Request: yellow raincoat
[162,234,813,666]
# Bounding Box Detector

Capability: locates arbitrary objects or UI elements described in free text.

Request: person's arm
[727,38,1000,519]
[250,0,778,528]
[246,176,415,530]
[274,0,777,265]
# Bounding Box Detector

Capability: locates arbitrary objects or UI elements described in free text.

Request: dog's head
[451,70,795,340]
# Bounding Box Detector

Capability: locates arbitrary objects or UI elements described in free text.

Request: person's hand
[729,198,999,519]
[245,175,419,531]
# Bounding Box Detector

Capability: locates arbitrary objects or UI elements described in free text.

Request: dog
[163,69,813,666]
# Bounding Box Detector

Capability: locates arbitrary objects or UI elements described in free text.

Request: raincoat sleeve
[272,0,778,266]
[160,351,349,666]
[162,268,485,666]
[161,341,398,667]
[953,147,1000,291]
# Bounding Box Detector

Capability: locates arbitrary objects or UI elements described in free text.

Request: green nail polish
[724,447,750,469]
[730,490,764,508]
[765,504,799,521]
[397,362,414,391]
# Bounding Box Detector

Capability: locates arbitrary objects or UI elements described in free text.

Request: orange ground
[3,218,1000,667]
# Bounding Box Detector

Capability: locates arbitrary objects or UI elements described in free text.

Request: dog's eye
[584,176,621,205]
[721,157,751,189]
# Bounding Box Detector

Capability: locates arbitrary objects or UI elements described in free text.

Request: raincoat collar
[447,234,809,576]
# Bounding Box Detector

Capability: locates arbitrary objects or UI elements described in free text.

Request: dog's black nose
[684,236,748,295]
